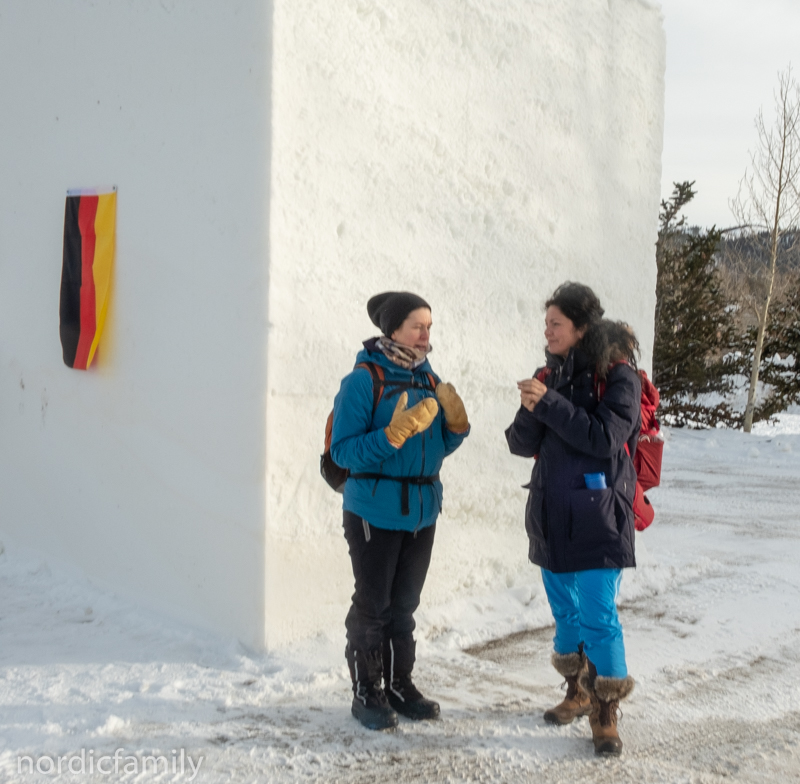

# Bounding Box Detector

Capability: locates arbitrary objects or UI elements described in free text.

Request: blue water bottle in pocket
[584,472,607,490]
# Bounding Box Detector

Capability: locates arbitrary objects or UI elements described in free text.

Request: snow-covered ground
[2,419,800,783]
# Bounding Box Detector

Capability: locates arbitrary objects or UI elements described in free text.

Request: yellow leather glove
[385,392,439,448]
[436,382,469,433]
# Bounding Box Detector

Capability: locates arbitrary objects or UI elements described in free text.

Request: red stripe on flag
[73,195,99,370]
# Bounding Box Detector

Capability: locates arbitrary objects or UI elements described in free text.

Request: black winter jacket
[505,348,641,573]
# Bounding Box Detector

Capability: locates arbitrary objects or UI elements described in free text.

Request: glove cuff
[384,427,405,449]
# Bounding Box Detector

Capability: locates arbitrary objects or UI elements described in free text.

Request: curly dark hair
[544,282,604,330]
[581,319,640,378]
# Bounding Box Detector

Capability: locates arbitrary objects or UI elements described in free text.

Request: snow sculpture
[0,0,664,648]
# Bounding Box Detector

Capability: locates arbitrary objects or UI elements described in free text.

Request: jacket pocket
[569,487,617,545]
[524,488,548,543]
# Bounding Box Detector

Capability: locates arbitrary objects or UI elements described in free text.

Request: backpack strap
[593,360,629,401]
[594,374,605,401]
[384,370,437,400]
[356,362,437,409]
[355,361,385,415]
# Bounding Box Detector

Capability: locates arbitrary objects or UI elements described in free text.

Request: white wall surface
[0,0,271,647]
[267,0,665,646]
[0,0,665,651]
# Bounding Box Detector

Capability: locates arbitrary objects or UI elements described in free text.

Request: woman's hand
[436,382,469,433]
[517,377,548,412]
[385,392,439,448]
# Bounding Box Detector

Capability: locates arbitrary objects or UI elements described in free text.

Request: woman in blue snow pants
[505,282,641,756]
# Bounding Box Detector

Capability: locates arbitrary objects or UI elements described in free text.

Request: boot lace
[598,699,621,726]
[564,675,582,701]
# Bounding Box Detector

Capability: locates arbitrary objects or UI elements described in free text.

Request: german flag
[59,188,116,369]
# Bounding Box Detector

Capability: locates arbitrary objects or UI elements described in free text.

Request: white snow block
[0,0,664,650]
[0,1,270,648]
[266,0,665,646]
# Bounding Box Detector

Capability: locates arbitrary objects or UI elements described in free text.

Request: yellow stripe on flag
[87,191,116,367]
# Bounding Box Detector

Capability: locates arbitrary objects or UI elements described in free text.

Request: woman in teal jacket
[331,291,469,730]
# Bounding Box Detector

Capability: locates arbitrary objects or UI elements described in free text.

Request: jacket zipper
[415,373,427,536]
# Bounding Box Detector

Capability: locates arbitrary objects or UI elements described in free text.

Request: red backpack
[596,367,662,531]
[320,362,437,493]
[537,365,663,531]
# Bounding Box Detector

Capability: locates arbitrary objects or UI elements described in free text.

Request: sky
[658,0,800,229]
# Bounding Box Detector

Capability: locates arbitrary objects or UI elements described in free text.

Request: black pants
[343,510,436,652]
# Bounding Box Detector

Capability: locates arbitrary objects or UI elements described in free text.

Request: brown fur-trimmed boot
[579,661,635,755]
[543,651,591,725]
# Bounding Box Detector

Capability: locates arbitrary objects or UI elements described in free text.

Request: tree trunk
[731,67,800,431]
[743,231,780,433]
[743,303,769,432]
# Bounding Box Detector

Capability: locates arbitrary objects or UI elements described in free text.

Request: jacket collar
[545,347,591,389]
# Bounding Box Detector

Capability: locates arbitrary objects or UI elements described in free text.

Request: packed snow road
[2,424,800,783]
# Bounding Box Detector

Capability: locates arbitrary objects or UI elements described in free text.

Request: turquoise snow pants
[541,568,628,679]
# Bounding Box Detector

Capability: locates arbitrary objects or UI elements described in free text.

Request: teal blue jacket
[331,340,469,531]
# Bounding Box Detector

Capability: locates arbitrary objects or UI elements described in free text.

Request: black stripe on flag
[59,195,83,368]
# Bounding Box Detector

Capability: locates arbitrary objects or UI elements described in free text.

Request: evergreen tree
[653,183,737,427]
[756,275,800,418]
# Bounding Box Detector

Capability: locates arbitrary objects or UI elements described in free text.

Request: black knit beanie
[367,291,431,337]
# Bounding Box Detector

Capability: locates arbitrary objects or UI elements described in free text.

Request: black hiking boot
[383,636,440,721]
[346,644,398,731]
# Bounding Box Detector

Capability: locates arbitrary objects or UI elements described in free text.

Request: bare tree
[717,233,797,334]
[730,66,800,432]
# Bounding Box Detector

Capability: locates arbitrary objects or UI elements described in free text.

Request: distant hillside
[716,229,800,274]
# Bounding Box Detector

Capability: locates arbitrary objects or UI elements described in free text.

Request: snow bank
[753,406,800,436]
[2,425,800,784]
[266,0,666,645]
